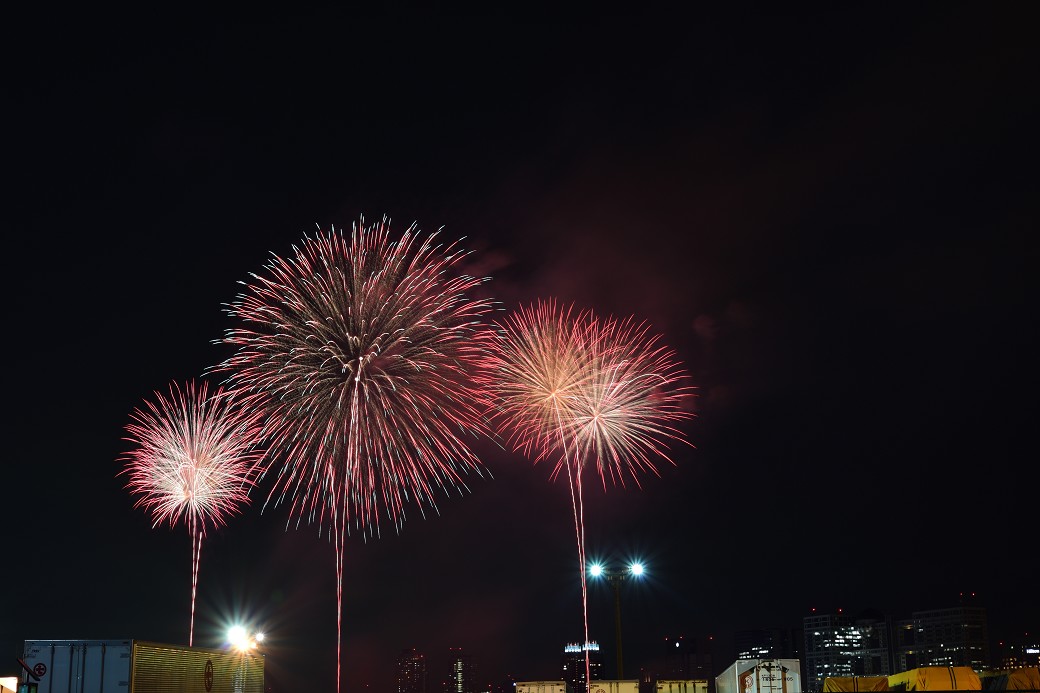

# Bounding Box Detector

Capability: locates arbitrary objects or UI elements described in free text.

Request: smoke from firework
[120,379,263,645]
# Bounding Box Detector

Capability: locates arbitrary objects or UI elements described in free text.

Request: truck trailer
[716,659,802,693]
[20,639,264,693]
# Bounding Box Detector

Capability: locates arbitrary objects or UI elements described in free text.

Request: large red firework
[215,216,492,693]
[120,379,263,646]
[479,299,694,685]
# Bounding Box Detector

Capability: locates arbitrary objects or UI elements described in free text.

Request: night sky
[4,6,1037,693]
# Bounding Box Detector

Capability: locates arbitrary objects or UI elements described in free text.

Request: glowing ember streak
[479,299,694,685]
[215,216,492,693]
[120,380,263,646]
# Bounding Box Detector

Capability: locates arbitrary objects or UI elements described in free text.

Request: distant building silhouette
[492,672,518,693]
[892,606,990,672]
[639,635,714,693]
[734,628,802,661]
[562,642,603,693]
[803,605,992,691]
[993,635,1040,669]
[448,647,478,693]
[637,635,716,693]
[398,648,429,693]
[803,611,893,692]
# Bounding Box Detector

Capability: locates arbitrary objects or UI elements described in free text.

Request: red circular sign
[204,660,214,691]
[34,663,47,678]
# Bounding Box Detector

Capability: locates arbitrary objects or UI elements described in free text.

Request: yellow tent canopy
[823,677,890,691]
[888,667,981,691]
[979,668,1040,691]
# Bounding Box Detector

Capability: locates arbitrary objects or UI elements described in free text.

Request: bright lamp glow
[228,625,253,651]
[630,562,644,576]
[589,563,604,577]
[255,632,265,643]
[228,626,246,643]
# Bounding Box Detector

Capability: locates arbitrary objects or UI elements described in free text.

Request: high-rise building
[892,606,989,672]
[803,611,892,692]
[398,648,429,693]
[993,636,1040,669]
[653,635,714,682]
[735,628,802,661]
[448,647,478,693]
[639,635,716,693]
[803,604,993,691]
[562,642,603,693]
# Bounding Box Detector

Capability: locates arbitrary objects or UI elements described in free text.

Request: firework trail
[480,299,693,686]
[215,216,492,693]
[120,380,263,646]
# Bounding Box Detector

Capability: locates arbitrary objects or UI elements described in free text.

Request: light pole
[589,561,644,680]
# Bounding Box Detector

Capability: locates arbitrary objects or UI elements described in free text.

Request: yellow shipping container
[888,667,980,691]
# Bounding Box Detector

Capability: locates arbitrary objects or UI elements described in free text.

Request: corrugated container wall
[21,640,263,693]
[589,681,639,693]
[657,680,710,693]
[21,640,131,693]
[516,681,571,693]
[131,641,263,693]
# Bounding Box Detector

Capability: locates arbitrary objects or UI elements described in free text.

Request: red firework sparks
[566,312,695,488]
[120,379,263,646]
[215,216,492,693]
[480,299,694,483]
[479,299,694,686]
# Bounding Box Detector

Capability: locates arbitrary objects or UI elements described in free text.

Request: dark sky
[4,6,1037,693]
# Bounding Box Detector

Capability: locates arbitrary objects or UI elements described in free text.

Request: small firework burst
[480,299,693,482]
[120,379,263,645]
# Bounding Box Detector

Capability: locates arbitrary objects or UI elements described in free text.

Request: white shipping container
[517,681,570,693]
[716,659,802,693]
[658,679,710,693]
[21,640,132,693]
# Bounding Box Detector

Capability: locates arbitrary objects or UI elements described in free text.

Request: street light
[588,561,645,680]
[227,625,264,652]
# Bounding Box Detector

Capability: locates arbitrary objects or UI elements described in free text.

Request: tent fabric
[979,668,1040,691]
[823,677,890,691]
[888,667,982,691]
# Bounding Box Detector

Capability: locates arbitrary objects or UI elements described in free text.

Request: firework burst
[480,299,693,480]
[120,379,263,646]
[215,216,492,693]
[565,312,695,487]
[479,299,694,684]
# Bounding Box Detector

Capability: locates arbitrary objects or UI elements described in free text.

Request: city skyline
[4,5,1037,693]
[338,597,1039,693]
